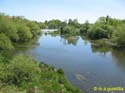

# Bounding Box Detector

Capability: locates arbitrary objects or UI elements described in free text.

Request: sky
[0,0,125,23]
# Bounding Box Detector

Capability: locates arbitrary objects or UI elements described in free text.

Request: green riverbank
[0,54,80,93]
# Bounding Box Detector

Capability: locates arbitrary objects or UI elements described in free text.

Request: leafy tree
[68,19,80,28]
[88,17,114,40]
[88,25,107,39]
[112,24,125,46]
[61,25,72,34]
[47,19,62,29]
[0,16,19,42]
[60,25,80,35]
[27,22,41,37]
[80,20,90,34]
[17,25,33,42]
[0,33,14,50]
[39,22,46,29]
[0,13,41,49]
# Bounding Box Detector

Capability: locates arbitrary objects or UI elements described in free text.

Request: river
[15,33,125,92]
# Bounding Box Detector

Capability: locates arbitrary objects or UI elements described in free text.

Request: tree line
[0,13,42,50]
[0,13,80,92]
[44,16,125,47]
[1,13,125,49]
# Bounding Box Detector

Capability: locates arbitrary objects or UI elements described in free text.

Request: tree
[61,25,72,34]
[80,20,90,34]
[27,22,41,37]
[97,17,106,24]
[68,19,80,28]
[112,24,125,46]
[17,25,33,42]
[47,20,62,29]
[0,33,14,50]
[0,16,19,42]
[88,23,112,39]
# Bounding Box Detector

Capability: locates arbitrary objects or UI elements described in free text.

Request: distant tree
[68,19,80,28]
[47,19,62,29]
[80,20,90,34]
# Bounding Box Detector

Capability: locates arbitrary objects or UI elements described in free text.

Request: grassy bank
[0,54,80,93]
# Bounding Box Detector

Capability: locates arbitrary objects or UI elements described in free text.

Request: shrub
[57,69,64,75]
[0,33,14,50]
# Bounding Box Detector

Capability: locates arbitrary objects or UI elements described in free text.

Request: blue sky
[0,0,125,23]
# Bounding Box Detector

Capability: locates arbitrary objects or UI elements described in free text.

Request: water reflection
[61,35,79,46]
[91,45,111,55]
[112,49,125,71]
[89,42,125,71]
[89,41,125,71]
[58,35,125,72]
[4,34,125,92]
[13,34,125,73]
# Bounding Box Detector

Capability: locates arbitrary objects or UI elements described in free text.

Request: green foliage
[60,25,80,35]
[80,21,90,34]
[57,16,125,47]
[88,16,114,40]
[0,13,41,50]
[47,19,62,29]
[0,55,38,86]
[0,54,80,93]
[0,17,19,42]
[0,33,14,50]
[112,24,125,46]
[39,22,46,29]
[17,25,33,42]
[27,22,41,37]
[57,68,64,74]
[58,19,91,36]
[88,16,125,47]
[68,19,80,28]
[61,25,72,34]
[88,24,112,39]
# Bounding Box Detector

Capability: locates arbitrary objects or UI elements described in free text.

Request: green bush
[0,13,41,49]
[112,24,125,46]
[0,54,80,93]
[60,25,80,35]
[88,23,113,40]
[27,22,41,37]
[17,25,33,42]
[57,68,64,75]
[0,33,14,50]
[0,54,39,86]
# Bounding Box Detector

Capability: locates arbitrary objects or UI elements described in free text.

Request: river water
[16,34,125,92]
